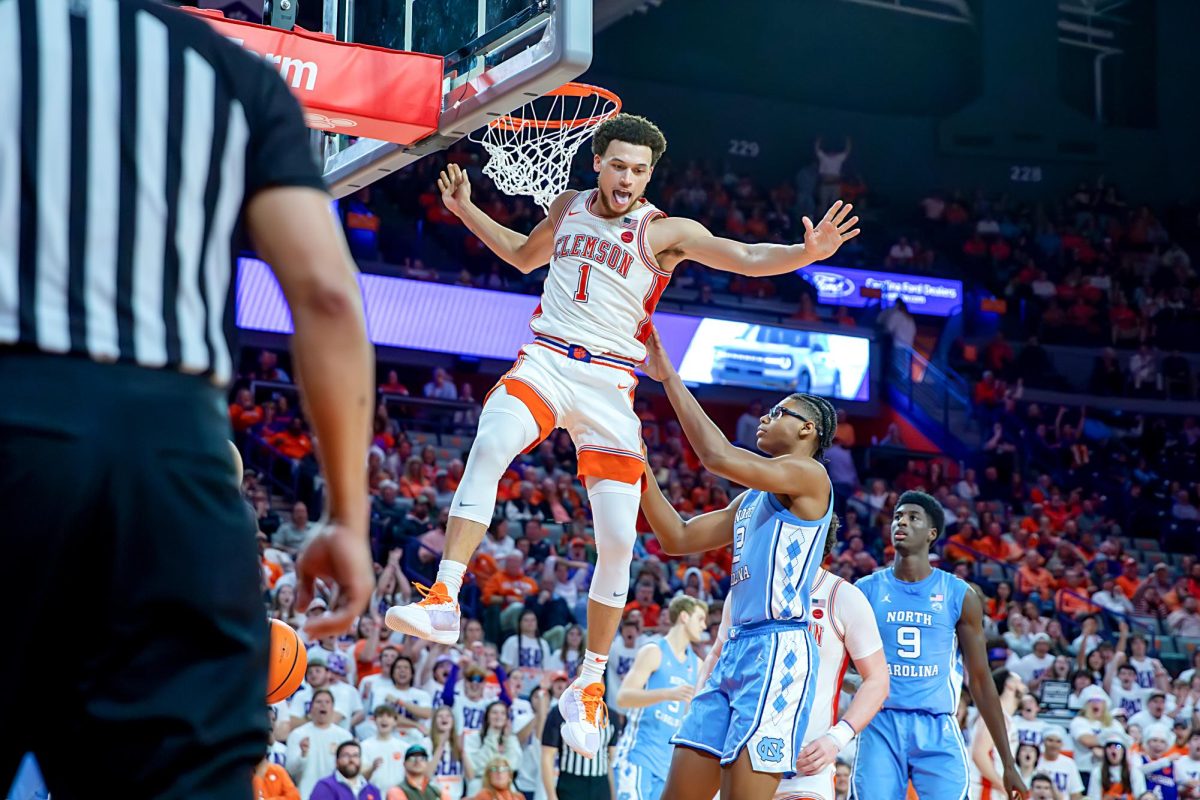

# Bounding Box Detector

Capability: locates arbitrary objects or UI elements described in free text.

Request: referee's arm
[240,57,374,636]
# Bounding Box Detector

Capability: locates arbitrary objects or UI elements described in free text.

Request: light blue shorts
[851,708,970,800]
[671,621,816,776]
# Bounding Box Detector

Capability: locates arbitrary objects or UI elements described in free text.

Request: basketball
[266,619,307,704]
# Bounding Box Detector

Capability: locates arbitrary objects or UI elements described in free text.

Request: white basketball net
[470,88,619,212]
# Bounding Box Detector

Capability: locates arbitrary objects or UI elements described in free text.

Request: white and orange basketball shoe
[384,582,460,645]
[558,680,609,759]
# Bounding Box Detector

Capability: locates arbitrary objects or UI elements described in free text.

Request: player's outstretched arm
[641,461,741,556]
[642,329,831,497]
[649,201,859,278]
[958,590,1027,800]
[437,163,565,273]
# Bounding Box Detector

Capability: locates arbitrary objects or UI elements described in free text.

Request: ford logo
[810,271,855,298]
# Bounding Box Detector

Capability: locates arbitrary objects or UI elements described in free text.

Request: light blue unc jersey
[728,490,833,627]
[615,639,699,776]
[856,567,969,715]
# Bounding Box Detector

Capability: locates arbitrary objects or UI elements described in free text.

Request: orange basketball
[267,619,307,704]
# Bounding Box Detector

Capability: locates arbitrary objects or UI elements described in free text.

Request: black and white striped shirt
[0,0,324,385]
[541,706,622,779]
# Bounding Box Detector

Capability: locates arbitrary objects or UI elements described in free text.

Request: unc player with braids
[635,331,845,800]
[853,491,1027,800]
[386,113,860,759]
[677,514,890,800]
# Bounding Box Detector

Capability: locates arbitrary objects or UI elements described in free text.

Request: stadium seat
[1129,614,1161,635]
[1150,634,1179,656]
[1176,637,1200,658]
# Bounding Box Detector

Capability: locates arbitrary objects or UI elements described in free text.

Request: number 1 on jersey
[574,263,591,302]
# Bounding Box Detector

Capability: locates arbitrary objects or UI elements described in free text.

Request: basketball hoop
[470,82,621,212]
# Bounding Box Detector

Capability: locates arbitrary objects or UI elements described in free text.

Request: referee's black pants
[556,773,612,800]
[0,353,268,799]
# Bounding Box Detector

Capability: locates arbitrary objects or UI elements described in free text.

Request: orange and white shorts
[488,335,644,484]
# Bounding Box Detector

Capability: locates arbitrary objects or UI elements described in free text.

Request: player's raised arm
[648,201,859,278]
[640,462,741,555]
[641,330,833,498]
[958,590,1027,800]
[437,162,568,273]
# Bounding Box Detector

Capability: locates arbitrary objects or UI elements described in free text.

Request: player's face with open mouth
[594,140,653,215]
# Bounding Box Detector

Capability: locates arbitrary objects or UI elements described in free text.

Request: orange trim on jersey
[637,209,670,276]
[831,652,850,727]
[635,271,672,343]
[483,359,556,452]
[577,446,644,485]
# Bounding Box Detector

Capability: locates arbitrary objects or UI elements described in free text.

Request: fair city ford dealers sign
[798,266,963,317]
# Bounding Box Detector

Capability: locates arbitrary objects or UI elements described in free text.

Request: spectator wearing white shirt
[464,702,522,796]
[1036,727,1084,800]
[290,656,360,730]
[501,609,553,688]
[1070,616,1104,657]
[1105,661,1152,719]
[1069,686,1122,776]
[478,518,517,561]
[273,501,318,555]
[735,400,763,448]
[814,136,851,210]
[1167,596,1200,637]
[361,706,420,794]
[956,468,981,501]
[1090,578,1134,616]
[1127,690,1170,732]
[286,689,354,799]
[374,656,434,740]
[1013,695,1049,747]
[878,299,916,347]
[1085,730,1145,799]
[1013,633,1057,691]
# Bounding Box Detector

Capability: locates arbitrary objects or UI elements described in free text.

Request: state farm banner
[184,9,442,145]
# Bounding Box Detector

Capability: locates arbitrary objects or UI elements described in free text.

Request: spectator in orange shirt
[623,578,662,629]
[254,758,301,799]
[1115,557,1142,600]
[268,418,313,461]
[833,409,856,448]
[399,456,432,501]
[482,554,539,607]
[1016,551,1058,600]
[943,523,981,563]
[1055,569,1100,619]
[230,388,264,433]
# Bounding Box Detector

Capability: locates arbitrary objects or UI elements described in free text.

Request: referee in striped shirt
[542,693,623,800]
[0,0,375,796]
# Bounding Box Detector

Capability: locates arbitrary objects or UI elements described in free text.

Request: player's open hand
[296,520,374,638]
[437,163,472,216]
[1002,764,1028,800]
[640,328,675,383]
[802,200,860,262]
[795,734,840,776]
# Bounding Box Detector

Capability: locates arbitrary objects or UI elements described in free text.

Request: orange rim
[489,82,622,132]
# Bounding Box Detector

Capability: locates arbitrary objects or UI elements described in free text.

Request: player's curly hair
[896,490,946,540]
[592,113,667,165]
[786,393,837,459]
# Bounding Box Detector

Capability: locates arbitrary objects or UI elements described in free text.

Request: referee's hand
[295,522,374,637]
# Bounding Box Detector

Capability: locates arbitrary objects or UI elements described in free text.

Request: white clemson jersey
[775,570,884,800]
[532,188,669,362]
[968,716,1018,800]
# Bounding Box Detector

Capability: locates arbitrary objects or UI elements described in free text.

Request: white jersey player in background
[385,112,861,758]
[680,525,888,800]
[968,669,1026,800]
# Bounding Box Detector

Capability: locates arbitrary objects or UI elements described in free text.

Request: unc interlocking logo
[756,737,785,763]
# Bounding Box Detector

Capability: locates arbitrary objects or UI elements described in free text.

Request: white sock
[579,649,608,685]
[435,560,467,599]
